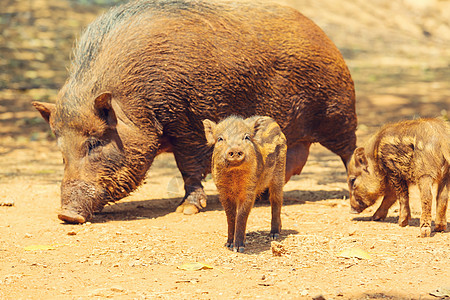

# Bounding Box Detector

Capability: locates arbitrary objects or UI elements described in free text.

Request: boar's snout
[226,147,245,166]
[59,180,103,224]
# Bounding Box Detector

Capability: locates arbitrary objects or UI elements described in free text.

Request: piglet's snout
[226,147,245,164]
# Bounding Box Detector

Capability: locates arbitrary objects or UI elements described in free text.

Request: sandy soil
[1,0,450,299]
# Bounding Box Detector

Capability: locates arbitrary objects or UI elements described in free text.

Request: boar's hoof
[225,242,233,249]
[420,226,431,238]
[398,217,409,227]
[176,190,207,214]
[372,213,387,221]
[58,210,86,224]
[175,203,199,215]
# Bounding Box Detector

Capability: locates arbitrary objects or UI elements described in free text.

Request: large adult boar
[347,118,450,237]
[33,0,357,223]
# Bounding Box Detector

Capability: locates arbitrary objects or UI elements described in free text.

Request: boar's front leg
[418,175,434,237]
[435,179,448,233]
[372,185,396,221]
[171,139,208,215]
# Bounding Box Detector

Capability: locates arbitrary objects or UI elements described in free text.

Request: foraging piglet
[347,118,450,237]
[203,116,287,252]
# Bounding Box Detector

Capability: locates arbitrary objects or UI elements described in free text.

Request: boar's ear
[354,147,368,168]
[94,92,117,127]
[202,119,217,146]
[32,101,55,124]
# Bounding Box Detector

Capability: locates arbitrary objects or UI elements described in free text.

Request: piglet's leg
[233,198,254,253]
[418,176,434,237]
[269,184,283,239]
[269,156,285,239]
[435,180,448,233]
[391,178,410,227]
[221,197,237,249]
[372,185,396,221]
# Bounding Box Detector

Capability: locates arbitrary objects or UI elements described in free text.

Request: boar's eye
[87,138,102,154]
[349,177,356,187]
[217,136,224,143]
[244,134,251,141]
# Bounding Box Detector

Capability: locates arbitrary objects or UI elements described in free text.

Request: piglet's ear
[203,119,217,146]
[94,92,117,127]
[32,101,55,124]
[354,147,368,167]
[245,116,272,135]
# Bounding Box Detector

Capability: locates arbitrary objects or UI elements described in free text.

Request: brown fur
[203,116,286,252]
[33,0,356,223]
[347,118,450,237]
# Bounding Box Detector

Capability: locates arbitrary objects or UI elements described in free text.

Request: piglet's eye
[349,177,356,187]
[217,137,224,142]
[244,134,251,141]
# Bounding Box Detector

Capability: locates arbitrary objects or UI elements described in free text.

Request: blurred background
[0,0,449,147]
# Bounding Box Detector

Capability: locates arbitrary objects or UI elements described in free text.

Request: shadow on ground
[88,188,349,223]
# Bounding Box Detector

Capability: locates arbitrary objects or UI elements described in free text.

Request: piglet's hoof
[420,226,431,238]
[434,224,447,232]
[58,210,86,224]
[233,246,245,253]
[175,203,199,215]
[270,232,280,240]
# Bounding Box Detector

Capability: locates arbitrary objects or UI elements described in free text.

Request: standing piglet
[347,118,450,237]
[203,116,287,252]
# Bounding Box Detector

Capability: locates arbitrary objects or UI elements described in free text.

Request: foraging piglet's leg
[391,178,411,227]
[418,175,434,237]
[435,179,448,232]
[372,185,396,221]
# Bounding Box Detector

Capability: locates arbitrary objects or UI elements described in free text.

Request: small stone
[67,231,77,236]
[271,241,288,256]
[110,286,125,293]
[0,199,14,206]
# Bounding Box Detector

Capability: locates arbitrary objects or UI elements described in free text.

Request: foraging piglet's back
[347,118,450,237]
[203,116,287,252]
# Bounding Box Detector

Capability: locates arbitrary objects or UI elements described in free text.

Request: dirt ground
[1,0,450,299]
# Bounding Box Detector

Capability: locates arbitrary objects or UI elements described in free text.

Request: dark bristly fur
[347,118,450,237]
[32,0,356,223]
[204,116,287,252]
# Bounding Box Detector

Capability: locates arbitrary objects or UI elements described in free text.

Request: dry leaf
[338,247,372,260]
[177,262,213,271]
[429,287,450,298]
